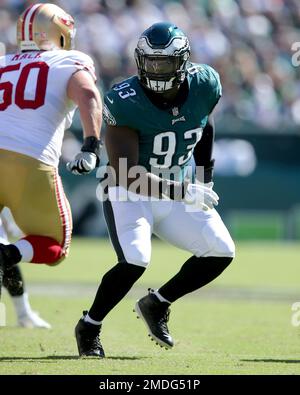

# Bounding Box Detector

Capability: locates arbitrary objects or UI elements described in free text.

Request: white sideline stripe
[24,4,41,41]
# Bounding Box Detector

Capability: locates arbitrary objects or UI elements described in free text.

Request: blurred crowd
[0,0,300,129]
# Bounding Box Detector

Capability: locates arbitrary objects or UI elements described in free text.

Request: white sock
[13,240,34,262]
[153,290,171,304]
[84,313,102,326]
[12,292,32,318]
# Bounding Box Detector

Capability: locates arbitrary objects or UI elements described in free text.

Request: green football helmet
[135,22,190,93]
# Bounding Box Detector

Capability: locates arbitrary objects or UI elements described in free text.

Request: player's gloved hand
[66,151,98,175]
[66,136,102,175]
[183,182,219,211]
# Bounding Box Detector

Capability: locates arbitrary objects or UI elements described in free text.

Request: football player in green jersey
[74,22,235,357]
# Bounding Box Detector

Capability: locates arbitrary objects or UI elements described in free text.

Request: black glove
[66,137,102,175]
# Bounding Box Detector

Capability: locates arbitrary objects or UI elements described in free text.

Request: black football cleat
[75,311,105,358]
[135,289,174,349]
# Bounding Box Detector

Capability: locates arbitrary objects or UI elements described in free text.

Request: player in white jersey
[0,209,51,328]
[0,3,102,298]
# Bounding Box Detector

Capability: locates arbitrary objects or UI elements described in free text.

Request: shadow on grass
[241,359,300,364]
[0,355,147,362]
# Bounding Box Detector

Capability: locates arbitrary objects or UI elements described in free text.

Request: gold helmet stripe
[22,3,44,41]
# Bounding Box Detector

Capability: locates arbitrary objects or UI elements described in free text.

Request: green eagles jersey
[103,63,221,180]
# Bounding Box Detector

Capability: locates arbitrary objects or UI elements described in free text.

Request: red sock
[22,235,64,264]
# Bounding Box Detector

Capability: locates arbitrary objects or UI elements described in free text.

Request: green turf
[1,239,300,375]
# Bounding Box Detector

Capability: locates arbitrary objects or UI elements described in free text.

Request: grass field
[0,239,300,375]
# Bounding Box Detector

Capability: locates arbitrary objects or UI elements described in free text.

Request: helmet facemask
[135,50,189,93]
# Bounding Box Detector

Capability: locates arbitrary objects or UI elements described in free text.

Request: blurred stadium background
[1,0,299,240]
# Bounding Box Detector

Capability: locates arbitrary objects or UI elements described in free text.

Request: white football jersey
[0,50,96,167]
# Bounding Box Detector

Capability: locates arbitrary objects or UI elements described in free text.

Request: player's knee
[212,235,235,258]
[23,235,66,265]
[47,251,67,266]
[123,248,150,268]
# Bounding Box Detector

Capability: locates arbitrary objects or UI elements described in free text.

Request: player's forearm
[118,172,186,201]
[194,116,214,166]
[67,70,102,140]
[77,92,102,140]
[193,116,215,183]
[67,73,103,174]
[116,169,219,211]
